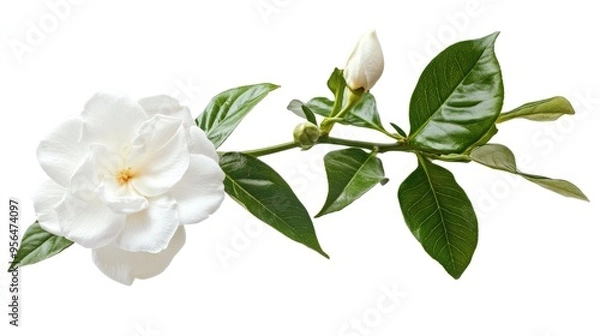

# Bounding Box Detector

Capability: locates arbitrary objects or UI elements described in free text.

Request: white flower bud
[343,30,384,91]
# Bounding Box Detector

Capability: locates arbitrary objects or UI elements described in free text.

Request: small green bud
[293,122,320,149]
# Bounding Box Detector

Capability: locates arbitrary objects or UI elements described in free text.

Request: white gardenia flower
[33,92,225,285]
[343,30,384,91]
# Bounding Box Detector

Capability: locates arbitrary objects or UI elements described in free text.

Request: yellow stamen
[116,167,134,185]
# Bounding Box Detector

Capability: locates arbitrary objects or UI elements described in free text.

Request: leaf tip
[7,263,18,273]
[482,31,501,45]
[450,271,464,280]
[446,263,469,279]
[314,206,332,218]
[318,249,330,259]
[578,193,590,202]
[264,83,281,90]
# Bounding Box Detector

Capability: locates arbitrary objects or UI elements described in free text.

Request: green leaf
[196,83,279,148]
[521,175,589,201]
[343,93,386,132]
[322,68,350,119]
[287,99,317,125]
[220,152,329,258]
[317,148,387,217]
[327,68,346,95]
[8,222,73,271]
[390,122,407,137]
[497,96,575,123]
[305,97,333,117]
[304,94,386,132]
[408,32,503,153]
[470,144,517,171]
[398,155,478,279]
[470,144,589,201]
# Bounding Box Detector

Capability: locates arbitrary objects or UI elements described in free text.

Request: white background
[1,0,599,335]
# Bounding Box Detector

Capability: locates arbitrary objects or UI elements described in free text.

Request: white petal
[171,154,225,225]
[128,115,190,197]
[99,177,149,215]
[114,194,179,253]
[33,180,66,235]
[37,118,87,187]
[187,126,219,162]
[80,91,148,150]
[92,226,186,285]
[56,193,125,248]
[138,95,194,128]
[69,143,119,201]
[344,30,384,91]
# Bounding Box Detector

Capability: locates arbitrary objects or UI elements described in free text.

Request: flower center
[116,167,134,185]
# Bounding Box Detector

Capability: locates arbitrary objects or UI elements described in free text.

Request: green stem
[240,141,299,157]
[495,113,511,124]
[229,136,446,158]
[330,85,345,117]
[320,88,362,135]
[321,136,420,153]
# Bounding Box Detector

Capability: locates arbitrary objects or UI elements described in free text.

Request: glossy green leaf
[220,152,329,258]
[8,222,73,271]
[287,99,317,125]
[304,94,386,132]
[327,68,346,95]
[317,148,387,217]
[470,144,517,171]
[196,83,279,148]
[343,93,386,132]
[390,122,407,137]
[408,32,503,153]
[305,97,333,117]
[470,144,589,201]
[398,155,478,279]
[497,96,575,123]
